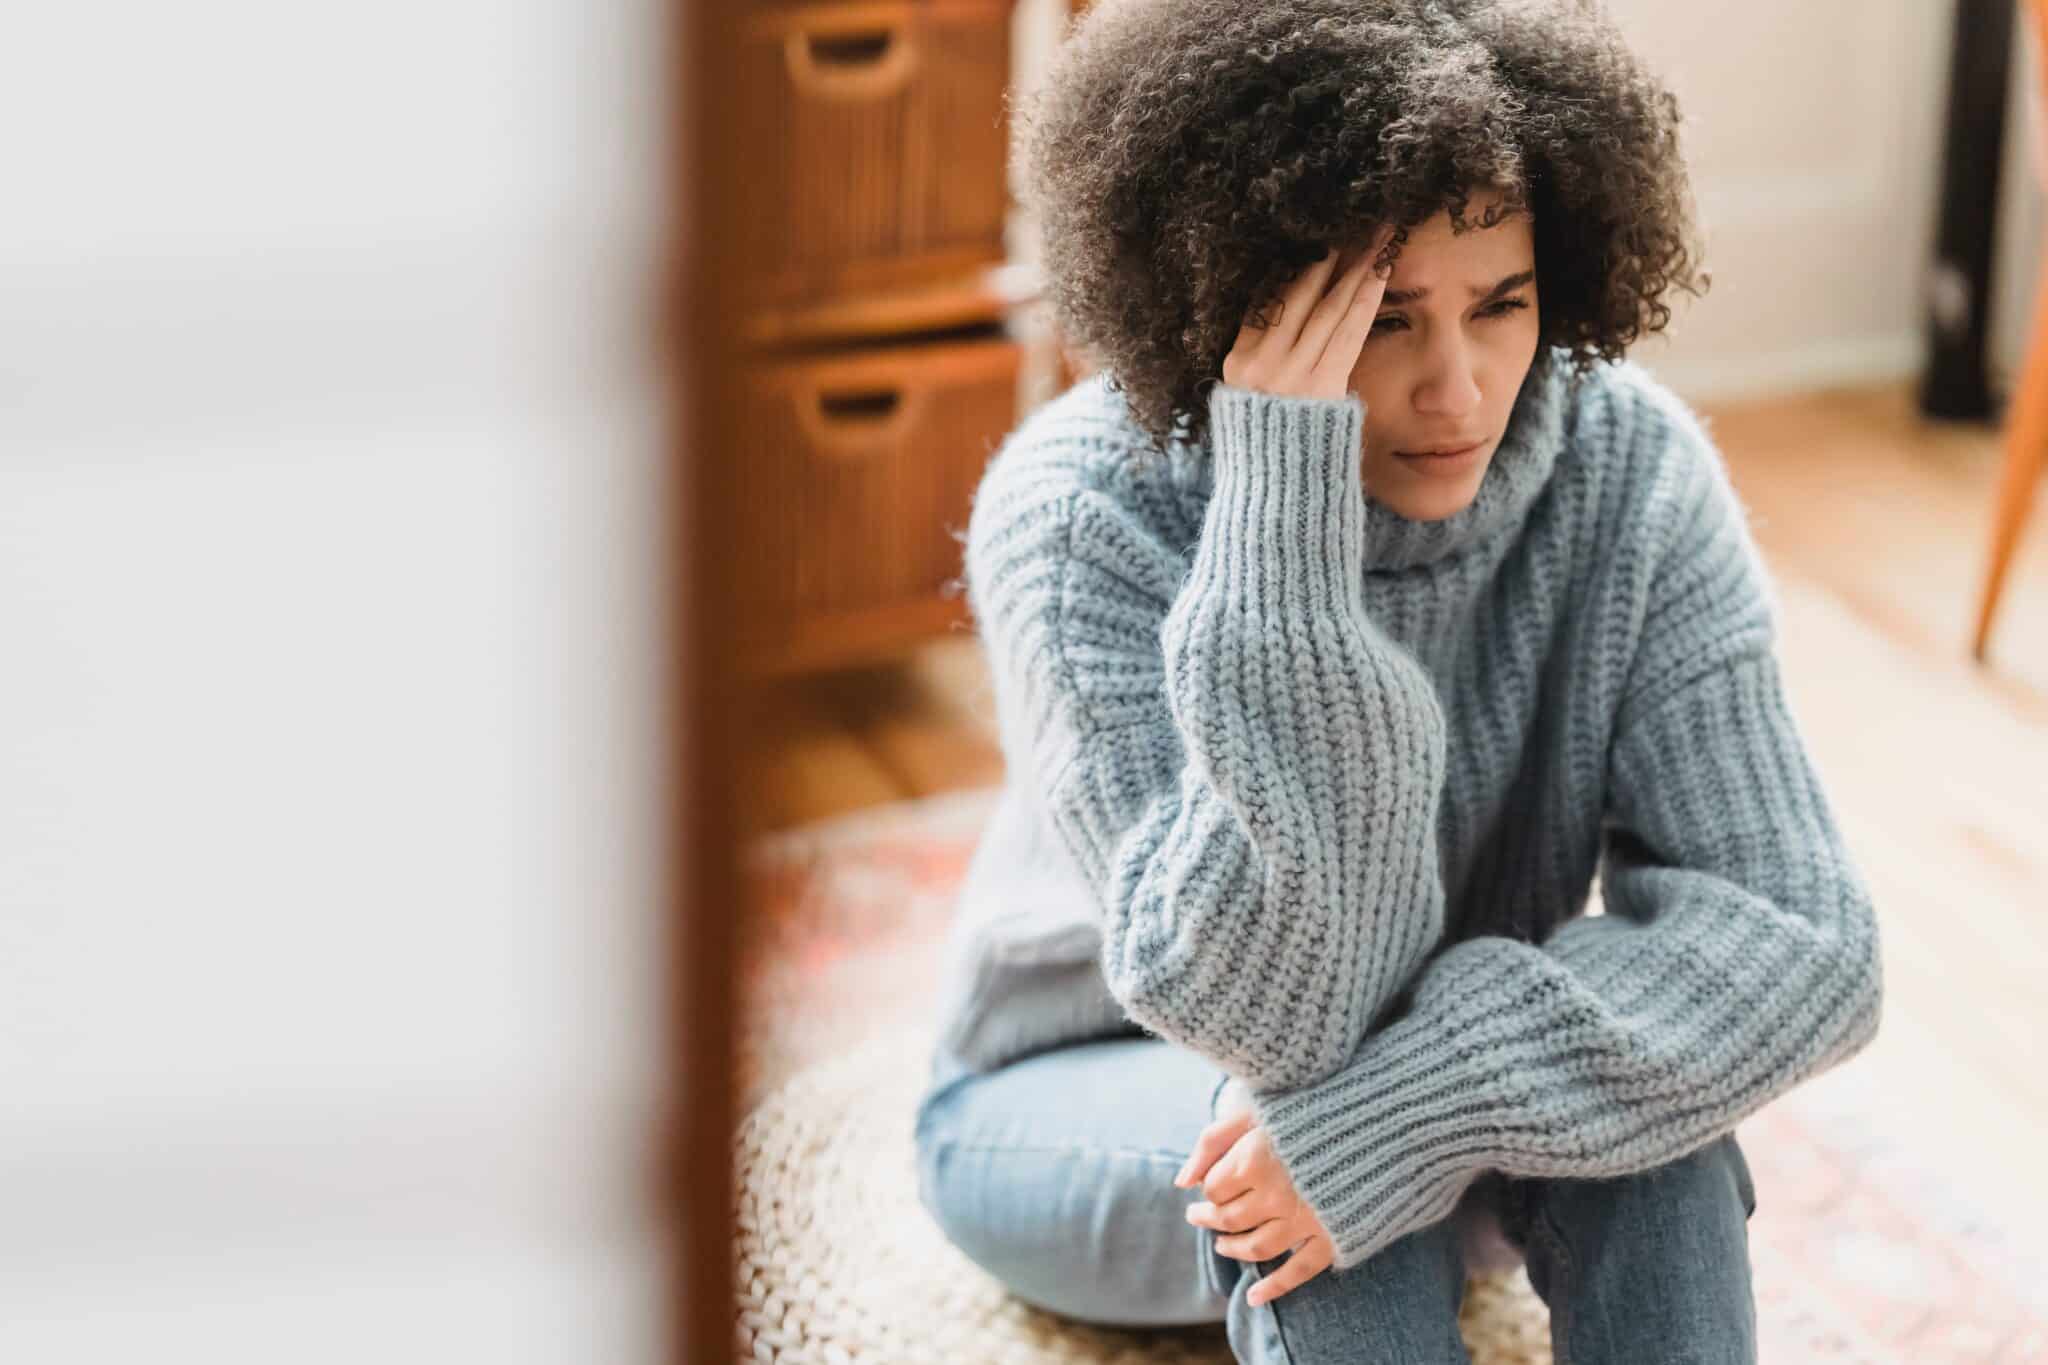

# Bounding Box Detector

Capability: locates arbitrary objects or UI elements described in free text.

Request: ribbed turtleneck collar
[1171,344,1572,574]
[1350,346,1572,572]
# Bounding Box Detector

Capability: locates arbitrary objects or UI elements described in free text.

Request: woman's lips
[1393,439,1486,470]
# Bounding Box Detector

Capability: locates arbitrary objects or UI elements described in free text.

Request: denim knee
[1507,1134,1759,1363]
[912,1092,1222,1327]
[1507,1131,1756,1238]
[1588,1132,1755,1221]
[1223,1216,1472,1365]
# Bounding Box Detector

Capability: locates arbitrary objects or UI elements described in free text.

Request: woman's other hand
[1174,1081,1338,1308]
[1220,224,1395,401]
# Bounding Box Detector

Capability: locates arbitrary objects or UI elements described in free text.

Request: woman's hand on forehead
[1222,224,1395,402]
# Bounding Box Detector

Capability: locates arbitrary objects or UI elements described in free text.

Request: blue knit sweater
[929,345,1884,1271]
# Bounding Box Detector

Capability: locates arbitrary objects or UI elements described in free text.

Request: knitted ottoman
[733,1022,1554,1364]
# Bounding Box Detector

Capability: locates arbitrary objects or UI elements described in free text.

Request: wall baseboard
[1638,333,1931,409]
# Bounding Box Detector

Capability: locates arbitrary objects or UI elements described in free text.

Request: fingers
[1184,1185,1280,1236]
[1233,246,1342,359]
[1311,225,1397,392]
[1294,246,1377,374]
[1270,247,1346,354]
[1224,223,1401,399]
[1215,1217,1305,1263]
[1197,1135,1259,1206]
[1247,1236,1335,1309]
[1173,1110,1254,1188]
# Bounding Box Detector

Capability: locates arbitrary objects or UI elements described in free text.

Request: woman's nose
[1413,343,1482,418]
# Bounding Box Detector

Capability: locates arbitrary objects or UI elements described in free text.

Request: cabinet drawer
[734,334,1023,662]
[737,0,1012,309]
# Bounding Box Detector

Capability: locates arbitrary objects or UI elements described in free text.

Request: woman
[914,1,1884,1360]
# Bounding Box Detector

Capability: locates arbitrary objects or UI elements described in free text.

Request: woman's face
[1343,198,1542,522]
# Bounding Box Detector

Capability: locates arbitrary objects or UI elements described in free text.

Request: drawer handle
[784,24,918,101]
[796,382,928,460]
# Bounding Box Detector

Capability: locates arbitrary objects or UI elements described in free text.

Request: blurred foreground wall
[0,3,672,1360]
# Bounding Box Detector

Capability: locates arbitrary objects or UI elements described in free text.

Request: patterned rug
[737,786,2048,1363]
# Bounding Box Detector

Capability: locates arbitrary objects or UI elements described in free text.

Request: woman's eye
[1369,297,1528,338]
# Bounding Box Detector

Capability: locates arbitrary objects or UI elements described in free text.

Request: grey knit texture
[948,345,1884,1271]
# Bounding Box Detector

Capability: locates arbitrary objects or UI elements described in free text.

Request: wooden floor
[746,378,2048,1227]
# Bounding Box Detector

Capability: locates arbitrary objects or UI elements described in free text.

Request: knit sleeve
[964,382,1452,1094]
[1240,417,1886,1271]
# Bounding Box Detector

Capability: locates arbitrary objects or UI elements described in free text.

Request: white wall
[1994,12,2045,389]
[0,4,671,1361]
[1604,0,2028,403]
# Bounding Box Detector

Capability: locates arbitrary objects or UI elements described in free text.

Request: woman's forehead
[1382,211,1535,287]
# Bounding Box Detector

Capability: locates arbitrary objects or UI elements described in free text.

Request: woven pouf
[733,1022,1555,1364]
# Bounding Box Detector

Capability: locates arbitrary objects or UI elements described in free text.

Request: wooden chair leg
[1971,251,2048,662]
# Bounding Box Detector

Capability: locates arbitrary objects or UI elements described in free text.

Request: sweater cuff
[1244,1005,1499,1271]
[1206,381,1365,492]
[1200,383,1368,611]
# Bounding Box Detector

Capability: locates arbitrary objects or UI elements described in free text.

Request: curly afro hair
[1014,0,1709,454]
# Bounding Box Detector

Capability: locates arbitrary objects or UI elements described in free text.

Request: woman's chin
[1369,466,1488,522]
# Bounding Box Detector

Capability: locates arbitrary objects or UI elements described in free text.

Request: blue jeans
[913,1034,1759,1363]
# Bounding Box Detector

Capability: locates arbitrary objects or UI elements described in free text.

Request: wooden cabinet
[736,0,1013,310]
[732,0,1031,678]
[733,336,1023,674]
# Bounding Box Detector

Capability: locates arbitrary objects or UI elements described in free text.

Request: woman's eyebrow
[1381,269,1537,307]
